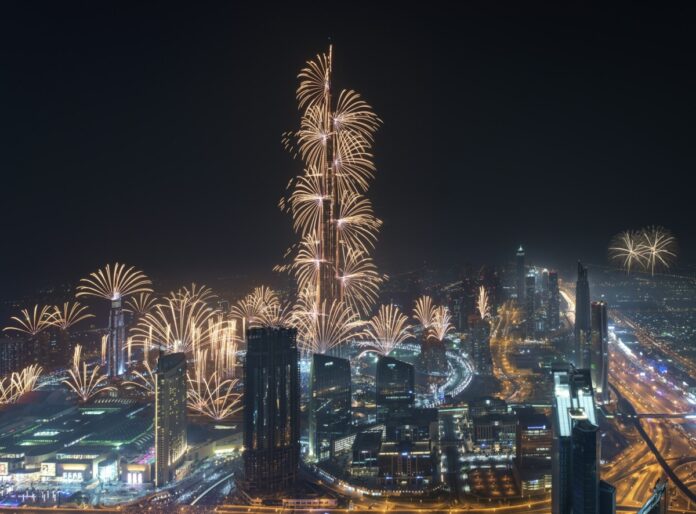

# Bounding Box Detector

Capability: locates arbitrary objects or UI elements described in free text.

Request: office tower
[376,356,415,411]
[516,410,552,465]
[516,245,526,301]
[574,262,591,368]
[525,274,536,337]
[551,365,599,514]
[107,297,126,377]
[473,413,517,450]
[540,268,550,295]
[154,352,187,487]
[548,271,560,330]
[590,301,609,403]
[600,480,617,514]
[309,353,352,461]
[572,419,600,514]
[637,479,668,514]
[468,315,492,375]
[244,327,300,493]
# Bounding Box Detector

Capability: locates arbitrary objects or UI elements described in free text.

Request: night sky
[2,3,695,298]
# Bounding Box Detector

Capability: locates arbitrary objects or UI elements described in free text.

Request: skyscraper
[243,327,300,493]
[551,365,599,514]
[309,353,352,461]
[525,274,536,337]
[548,271,560,330]
[516,246,526,301]
[590,301,609,403]
[154,352,187,487]
[108,297,126,377]
[468,315,493,375]
[376,355,415,411]
[574,262,591,368]
[637,479,668,514]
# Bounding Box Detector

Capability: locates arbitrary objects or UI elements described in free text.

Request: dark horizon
[2,3,695,298]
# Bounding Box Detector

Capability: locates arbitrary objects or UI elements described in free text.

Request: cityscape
[2,4,695,514]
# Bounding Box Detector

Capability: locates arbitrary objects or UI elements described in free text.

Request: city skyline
[3,4,696,298]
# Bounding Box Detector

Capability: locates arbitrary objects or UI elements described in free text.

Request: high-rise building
[516,246,526,301]
[600,480,617,514]
[243,327,300,493]
[551,365,599,514]
[107,297,127,377]
[574,262,591,368]
[376,356,414,411]
[468,315,492,375]
[154,352,187,487]
[516,409,552,465]
[548,271,560,330]
[571,419,600,514]
[525,274,536,337]
[309,353,351,461]
[590,301,609,403]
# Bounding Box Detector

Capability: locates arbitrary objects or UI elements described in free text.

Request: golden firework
[292,297,362,355]
[0,364,43,405]
[124,293,158,317]
[48,302,94,330]
[123,360,156,394]
[358,304,411,356]
[62,345,115,402]
[3,305,53,335]
[609,230,646,274]
[477,286,490,320]
[76,262,152,301]
[638,225,678,276]
[187,368,242,421]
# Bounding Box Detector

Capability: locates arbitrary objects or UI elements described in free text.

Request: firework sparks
[431,306,454,342]
[358,304,411,356]
[338,248,382,316]
[413,296,436,331]
[124,293,158,317]
[48,302,94,330]
[3,305,53,335]
[477,286,490,320]
[230,286,281,330]
[292,297,362,355]
[62,345,115,402]
[123,360,156,394]
[0,364,43,405]
[132,285,217,356]
[76,263,152,301]
[638,225,678,276]
[609,230,646,274]
[187,369,242,421]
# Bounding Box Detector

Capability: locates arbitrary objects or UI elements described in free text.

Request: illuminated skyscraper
[243,327,300,493]
[525,274,536,337]
[309,353,351,461]
[548,271,560,330]
[107,298,126,377]
[574,262,591,368]
[154,352,187,487]
[590,301,609,403]
[376,355,414,411]
[516,245,526,301]
[551,365,600,514]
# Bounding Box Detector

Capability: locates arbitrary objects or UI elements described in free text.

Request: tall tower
[108,298,126,377]
[574,262,591,368]
[376,355,415,412]
[516,246,526,302]
[590,301,609,403]
[525,274,536,337]
[154,352,187,487]
[551,365,601,514]
[548,271,560,330]
[309,353,351,461]
[244,327,300,492]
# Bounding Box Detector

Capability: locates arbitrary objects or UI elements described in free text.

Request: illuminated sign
[0,463,8,476]
[41,462,56,477]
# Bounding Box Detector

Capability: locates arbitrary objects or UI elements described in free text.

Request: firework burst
[431,306,454,342]
[123,360,156,394]
[62,345,115,402]
[230,286,281,330]
[48,302,94,330]
[413,296,436,331]
[638,225,678,275]
[124,293,158,317]
[0,364,43,405]
[358,304,411,356]
[76,263,152,301]
[3,305,53,335]
[292,297,362,355]
[187,364,242,421]
[477,286,490,320]
[609,230,646,274]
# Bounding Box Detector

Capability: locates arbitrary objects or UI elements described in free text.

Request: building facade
[376,356,415,411]
[574,262,592,368]
[154,352,187,487]
[590,301,609,403]
[243,327,300,493]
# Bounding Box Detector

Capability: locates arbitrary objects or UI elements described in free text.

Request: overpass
[636,412,696,419]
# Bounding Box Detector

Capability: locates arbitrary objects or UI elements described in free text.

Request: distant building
[548,271,560,330]
[551,365,601,514]
[309,353,351,461]
[516,409,552,465]
[525,274,537,337]
[468,396,508,418]
[107,296,127,377]
[376,356,414,411]
[516,246,526,301]
[350,431,382,477]
[473,413,517,450]
[243,327,300,493]
[378,440,433,488]
[590,301,609,403]
[468,315,492,375]
[574,262,592,368]
[0,337,28,375]
[154,352,187,487]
